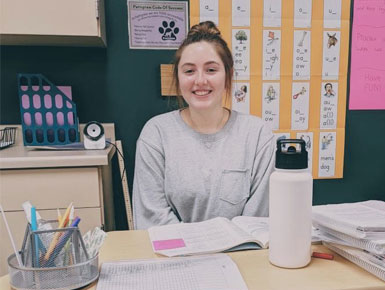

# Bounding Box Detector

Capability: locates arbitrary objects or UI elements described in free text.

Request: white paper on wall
[294,0,312,28]
[232,82,250,114]
[291,82,310,130]
[200,0,219,25]
[232,0,250,27]
[292,30,311,80]
[296,131,314,173]
[320,82,339,129]
[322,31,341,80]
[318,131,337,177]
[273,132,291,151]
[323,0,342,29]
[262,82,280,130]
[232,29,251,81]
[262,30,281,80]
[263,0,282,27]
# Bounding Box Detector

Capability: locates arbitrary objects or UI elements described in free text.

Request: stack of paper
[313,200,385,281]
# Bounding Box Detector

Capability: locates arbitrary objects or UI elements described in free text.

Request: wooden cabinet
[0,124,115,275]
[0,0,106,46]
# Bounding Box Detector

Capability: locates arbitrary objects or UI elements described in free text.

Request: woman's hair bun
[188,21,221,38]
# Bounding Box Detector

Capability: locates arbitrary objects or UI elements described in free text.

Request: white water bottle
[269,139,313,268]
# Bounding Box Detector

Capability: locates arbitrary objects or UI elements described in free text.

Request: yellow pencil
[57,208,62,224]
[44,202,73,261]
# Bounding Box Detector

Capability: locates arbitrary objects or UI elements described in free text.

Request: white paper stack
[312,200,385,281]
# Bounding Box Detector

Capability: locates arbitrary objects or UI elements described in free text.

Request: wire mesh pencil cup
[7,220,99,290]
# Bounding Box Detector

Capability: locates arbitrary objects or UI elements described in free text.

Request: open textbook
[313,200,385,239]
[148,216,320,257]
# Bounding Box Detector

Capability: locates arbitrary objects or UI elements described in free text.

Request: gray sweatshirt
[133,109,275,230]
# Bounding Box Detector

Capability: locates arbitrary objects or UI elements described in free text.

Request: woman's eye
[184,69,194,74]
[207,68,217,73]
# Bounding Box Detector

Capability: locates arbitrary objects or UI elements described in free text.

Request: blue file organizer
[18,74,80,146]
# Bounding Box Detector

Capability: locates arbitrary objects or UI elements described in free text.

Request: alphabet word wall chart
[190,0,351,179]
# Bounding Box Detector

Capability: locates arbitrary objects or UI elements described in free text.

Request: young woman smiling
[133,21,275,230]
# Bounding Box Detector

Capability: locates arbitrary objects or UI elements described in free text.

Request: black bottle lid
[275,139,308,169]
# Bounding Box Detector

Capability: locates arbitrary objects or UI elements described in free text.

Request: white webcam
[83,121,106,149]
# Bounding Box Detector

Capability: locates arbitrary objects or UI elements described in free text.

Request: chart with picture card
[262,82,280,130]
[232,82,250,114]
[232,28,251,81]
[189,0,351,178]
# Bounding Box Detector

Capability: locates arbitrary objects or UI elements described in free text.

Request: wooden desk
[0,124,116,276]
[1,230,384,290]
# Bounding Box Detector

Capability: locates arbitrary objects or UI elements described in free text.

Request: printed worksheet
[291,82,310,130]
[322,31,341,80]
[232,0,250,27]
[262,82,280,129]
[324,0,342,28]
[294,0,312,28]
[200,0,219,25]
[293,30,311,80]
[263,30,281,80]
[232,29,250,80]
[97,254,248,290]
[320,82,339,129]
[297,131,313,173]
[318,132,337,177]
[263,0,282,27]
[232,82,250,114]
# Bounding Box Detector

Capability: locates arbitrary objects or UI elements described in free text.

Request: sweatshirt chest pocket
[219,169,250,205]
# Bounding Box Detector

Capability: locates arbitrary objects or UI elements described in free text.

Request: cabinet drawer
[0,0,106,46]
[0,207,102,276]
[0,167,101,211]
[1,0,99,36]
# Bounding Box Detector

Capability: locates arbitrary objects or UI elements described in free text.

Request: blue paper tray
[18,74,80,146]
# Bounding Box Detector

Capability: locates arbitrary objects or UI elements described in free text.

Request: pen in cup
[31,207,40,267]
[44,217,81,267]
[0,204,24,267]
[57,208,62,224]
[44,202,73,262]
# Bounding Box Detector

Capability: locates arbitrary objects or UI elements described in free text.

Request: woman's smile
[193,89,212,97]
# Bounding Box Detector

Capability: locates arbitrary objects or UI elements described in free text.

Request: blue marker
[31,207,39,267]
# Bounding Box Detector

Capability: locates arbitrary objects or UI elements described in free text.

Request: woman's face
[177,41,226,112]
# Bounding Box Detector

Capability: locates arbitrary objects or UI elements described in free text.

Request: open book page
[313,200,385,239]
[231,216,269,248]
[148,217,258,257]
[232,216,322,247]
[97,254,248,290]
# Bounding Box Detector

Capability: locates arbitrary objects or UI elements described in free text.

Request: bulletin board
[189,0,351,179]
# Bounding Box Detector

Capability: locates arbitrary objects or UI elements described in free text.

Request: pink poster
[349,0,385,110]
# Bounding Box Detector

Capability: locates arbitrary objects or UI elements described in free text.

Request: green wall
[1,0,384,229]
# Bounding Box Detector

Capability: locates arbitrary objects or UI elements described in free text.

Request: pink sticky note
[152,239,186,250]
[349,0,385,110]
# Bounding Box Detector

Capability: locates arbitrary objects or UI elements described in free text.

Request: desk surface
[1,230,384,290]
